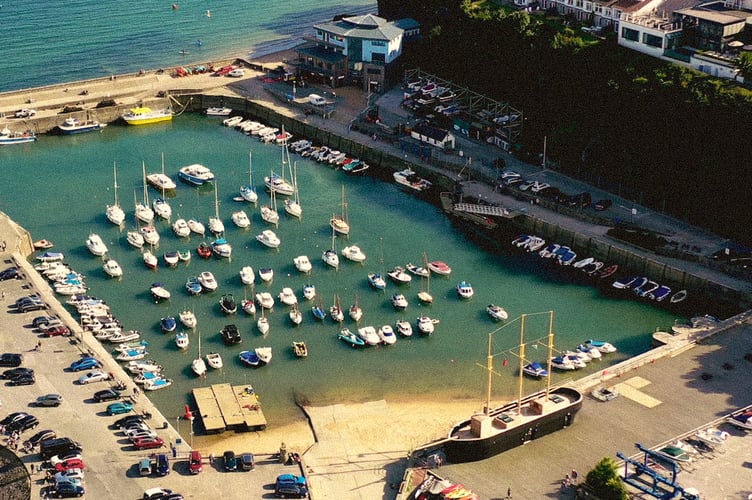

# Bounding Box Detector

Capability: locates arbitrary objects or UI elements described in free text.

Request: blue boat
[185,276,202,296]
[160,316,177,333]
[522,361,549,378]
[239,350,261,367]
[311,304,326,321]
[338,328,365,348]
[178,164,215,186]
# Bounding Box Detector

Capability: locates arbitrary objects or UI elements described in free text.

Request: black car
[24,429,56,448]
[240,452,255,470]
[223,450,237,471]
[0,353,23,367]
[0,267,19,280]
[94,388,122,402]
[1,367,33,379]
[8,373,35,386]
[7,414,39,433]
[14,295,42,307]
[0,412,30,426]
[113,414,144,428]
[49,482,84,498]
[32,316,59,328]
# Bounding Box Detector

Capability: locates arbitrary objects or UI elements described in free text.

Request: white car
[15,108,36,118]
[49,453,82,466]
[530,182,551,193]
[77,370,110,385]
[126,429,158,440]
[121,422,151,434]
[518,180,536,191]
[55,468,84,482]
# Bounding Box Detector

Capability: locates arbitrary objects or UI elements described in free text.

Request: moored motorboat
[206,352,223,369]
[220,324,242,345]
[456,281,474,299]
[58,117,106,134]
[255,347,272,364]
[294,255,312,274]
[342,245,367,263]
[196,242,212,259]
[205,107,233,116]
[198,271,218,291]
[240,266,255,286]
[395,320,413,337]
[239,350,262,367]
[391,293,408,310]
[356,325,381,345]
[242,299,256,316]
[185,276,202,296]
[103,259,123,278]
[584,339,617,353]
[292,341,308,357]
[163,251,179,267]
[0,126,37,144]
[255,292,274,310]
[178,164,215,186]
[522,361,549,378]
[33,239,54,250]
[378,325,397,345]
[86,233,108,257]
[219,293,237,314]
[278,287,297,306]
[406,262,429,278]
[122,106,173,125]
[302,284,316,301]
[393,168,432,191]
[211,238,232,258]
[256,229,280,249]
[416,316,438,335]
[486,304,508,321]
[175,331,189,350]
[179,309,197,329]
[258,267,274,283]
[150,283,171,302]
[725,408,752,430]
[367,272,386,290]
[172,218,190,238]
[339,328,365,348]
[231,210,251,228]
[146,172,177,192]
[152,198,172,220]
[160,316,177,333]
[670,289,688,304]
[427,260,452,275]
[387,266,412,285]
[188,218,206,236]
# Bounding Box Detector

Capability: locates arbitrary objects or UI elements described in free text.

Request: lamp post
[175,416,180,442]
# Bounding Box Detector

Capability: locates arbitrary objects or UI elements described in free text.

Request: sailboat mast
[485,331,493,416]
[517,314,526,414]
[113,161,119,206]
[142,161,149,205]
[545,310,554,397]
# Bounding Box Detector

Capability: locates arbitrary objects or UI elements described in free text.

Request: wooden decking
[192,383,267,433]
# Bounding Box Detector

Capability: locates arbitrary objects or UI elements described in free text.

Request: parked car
[49,451,82,466]
[7,414,39,432]
[69,357,102,372]
[24,429,56,448]
[127,429,158,441]
[54,458,85,472]
[591,386,620,401]
[155,453,170,476]
[14,294,42,306]
[530,181,551,193]
[44,325,71,337]
[49,481,84,498]
[139,457,153,476]
[275,473,308,498]
[34,394,63,407]
[77,370,109,385]
[0,267,19,280]
[223,450,237,471]
[33,315,58,328]
[8,373,35,386]
[37,318,63,330]
[113,414,144,429]
[17,301,47,312]
[517,180,536,191]
[143,488,173,500]
[567,192,592,208]
[594,198,613,211]
[1,412,30,426]
[188,450,202,474]
[240,452,255,471]
[536,186,561,200]
[94,388,121,402]
[133,436,165,450]
[2,367,33,379]
[14,108,36,118]
[0,353,23,367]
[107,401,133,415]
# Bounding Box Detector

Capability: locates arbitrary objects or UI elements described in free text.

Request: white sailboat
[135,161,155,224]
[191,332,207,376]
[106,161,126,226]
[284,161,302,218]
[208,184,225,234]
[322,224,339,269]
[418,251,434,304]
[329,185,350,235]
[240,150,259,204]
[260,175,279,226]
[151,153,173,221]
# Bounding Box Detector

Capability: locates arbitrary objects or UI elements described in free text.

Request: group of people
[562,469,579,491]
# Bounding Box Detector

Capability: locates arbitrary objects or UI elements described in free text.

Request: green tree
[585,457,629,500]
[735,52,752,81]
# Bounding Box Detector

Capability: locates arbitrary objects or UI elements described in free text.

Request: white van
[308,94,327,106]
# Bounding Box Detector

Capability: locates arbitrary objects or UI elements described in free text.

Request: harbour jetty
[192,383,267,433]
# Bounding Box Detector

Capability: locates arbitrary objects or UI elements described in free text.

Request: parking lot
[0,256,308,499]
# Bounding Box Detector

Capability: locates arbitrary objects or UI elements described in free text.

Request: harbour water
[0,115,682,427]
[0,0,377,93]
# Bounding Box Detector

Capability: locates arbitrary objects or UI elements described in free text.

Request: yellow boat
[122,106,173,125]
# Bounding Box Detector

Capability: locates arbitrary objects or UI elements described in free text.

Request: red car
[133,436,165,450]
[44,325,71,337]
[188,450,203,474]
[54,458,85,472]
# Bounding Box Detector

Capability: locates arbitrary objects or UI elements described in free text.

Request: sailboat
[349,294,363,322]
[135,161,155,224]
[329,294,344,323]
[443,311,584,463]
[260,173,280,226]
[257,306,270,335]
[191,331,207,376]
[283,161,302,218]
[417,252,434,304]
[208,184,225,234]
[151,153,173,220]
[322,223,339,269]
[106,161,126,226]
[240,150,259,204]
[329,185,350,236]
[367,237,386,290]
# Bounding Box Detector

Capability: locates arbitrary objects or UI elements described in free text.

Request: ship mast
[485,331,493,416]
[517,314,526,414]
[545,310,555,397]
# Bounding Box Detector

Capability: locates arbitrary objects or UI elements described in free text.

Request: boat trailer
[616,443,699,499]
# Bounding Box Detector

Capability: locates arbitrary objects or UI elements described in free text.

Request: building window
[643,33,663,48]
[371,53,385,63]
[370,40,386,47]
[622,27,639,42]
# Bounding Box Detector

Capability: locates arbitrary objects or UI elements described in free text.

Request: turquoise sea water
[0,117,681,426]
[0,0,377,92]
